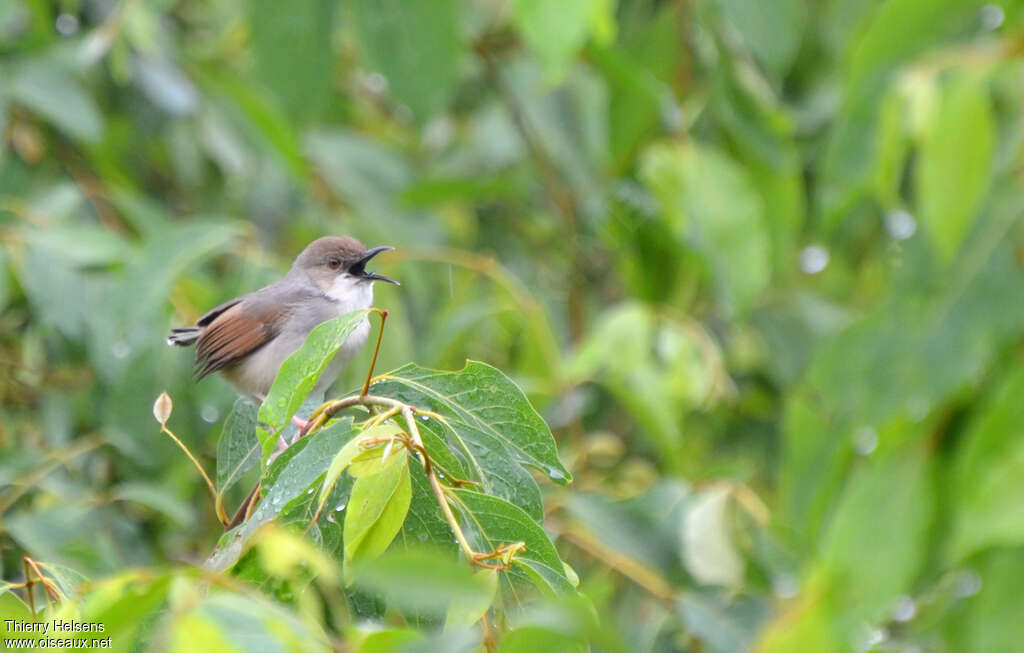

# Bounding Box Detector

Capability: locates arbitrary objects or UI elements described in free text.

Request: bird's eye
[327,257,341,270]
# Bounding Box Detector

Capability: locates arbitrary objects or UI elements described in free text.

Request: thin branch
[361,309,389,396]
[161,424,228,526]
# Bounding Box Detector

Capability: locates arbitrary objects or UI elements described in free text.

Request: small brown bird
[168,236,397,400]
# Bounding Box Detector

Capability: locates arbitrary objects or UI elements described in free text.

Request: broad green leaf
[948,365,1024,562]
[512,0,616,81]
[216,398,260,494]
[916,74,995,262]
[350,548,495,618]
[445,568,498,630]
[370,361,572,486]
[351,0,461,121]
[112,481,196,525]
[24,224,135,267]
[348,425,407,478]
[498,626,585,653]
[172,592,326,652]
[357,629,423,653]
[67,572,172,650]
[678,593,771,653]
[249,0,334,123]
[817,448,933,629]
[418,415,544,521]
[314,424,403,519]
[452,489,568,595]
[207,419,358,572]
[640,142,770,315]
[344,450,412,574]
[713,0,805,78]
[398,463,458,552]
[9,60,103,141]
[258,310,370,437]
[944,548,1024,652]
[169,613,245,653]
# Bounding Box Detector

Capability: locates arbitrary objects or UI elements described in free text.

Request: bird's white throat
[327,274,374,312]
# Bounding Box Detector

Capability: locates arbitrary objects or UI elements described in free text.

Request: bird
[168,236,397,404]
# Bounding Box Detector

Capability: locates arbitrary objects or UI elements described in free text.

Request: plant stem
[161,425,228,526]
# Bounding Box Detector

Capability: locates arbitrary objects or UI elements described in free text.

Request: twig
[161,424,228,526]
[361,309,388,396]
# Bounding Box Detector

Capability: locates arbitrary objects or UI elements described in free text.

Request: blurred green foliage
[3,0,1024,650]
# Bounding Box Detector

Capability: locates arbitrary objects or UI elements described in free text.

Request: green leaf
[916,74,995,262]
[713,0,805,78]
[944,548,1024,652]
[640,142,770,315]
[216,398,260,495]
[445,568,498,630]
[257,310,371,437]
[207,419,359,572]
[512,0,616,81]
[344,450,412,574]
[23,224,135,267]
[9,60,103,141]
[249,0,334,123]
[817,448,933,629]
[350,548,495,618]
[948,365,1024,562]
[371,361,572,488]
[452,489,568,595]
[351,0,461,121]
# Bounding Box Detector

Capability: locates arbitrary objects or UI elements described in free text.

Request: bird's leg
[253,392,308,449]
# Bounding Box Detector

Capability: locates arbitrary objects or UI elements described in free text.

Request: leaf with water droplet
[370,360,571,523]
[257,310,371,439]
[216,398,260,497]
[343,449,412,579]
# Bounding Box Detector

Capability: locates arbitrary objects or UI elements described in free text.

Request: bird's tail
[167,327,201,347]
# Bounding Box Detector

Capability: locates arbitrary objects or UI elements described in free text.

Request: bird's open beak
[356,246,399,285]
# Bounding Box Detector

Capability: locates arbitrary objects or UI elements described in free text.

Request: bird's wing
[193,299,289,380]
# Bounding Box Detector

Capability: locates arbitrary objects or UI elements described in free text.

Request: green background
[2,0,1024,650]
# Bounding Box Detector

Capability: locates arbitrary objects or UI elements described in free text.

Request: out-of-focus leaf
[258,310,370,437]
[681,486,743,586]
[249,0,334,122]
[135,56,199,115]
[445,568,498,630]
[170,591,326,652]
[948,365,1024,562]
[641,142,770,314]
[371,361,572,486]
[9,60,102,141]
[350,548,494,617]
[356,629,422,653]
[512,0,615,81]
[916,74,995,262]
[216,398,260,495]
[678,592,771,653]
[344,450,412,573]
[817,447,933,628]
[16,245,87,339]
[24,224,134,267]
[499,626,584,653]
[713,0,805,78]
[944,548,1024,652]
[112,482,196,526]
[351,0,460,121]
